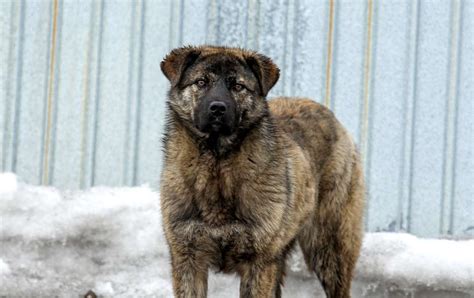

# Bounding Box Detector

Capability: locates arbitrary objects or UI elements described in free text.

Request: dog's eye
[233,84,244,92]
[196,80,207,88]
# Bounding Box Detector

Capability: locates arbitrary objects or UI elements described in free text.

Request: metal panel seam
[406,0,422,233]
[90,0,105,186]
[361,0,375,229]
[11,0,26,173]
[324,0,335,107]
[41,0,59,185]
[79,1,96,189]
[133,0,146,185]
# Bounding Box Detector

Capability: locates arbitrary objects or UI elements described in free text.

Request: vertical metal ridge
[245,0,260,50]
[255,0,260,51]
[168,0,183,48]
[290,0,299,96]
[11,0,26,173]
[168,0,174,49]
[205,0,211,44]
[123,0,138,185]
[360,0,374,163]
[244,0,250,48]
[205,0,217,45]
[3,1,19,171]
[39,0,54,184]
[123,0,146,186]
[90,0,105,187]
[48,0,64,185]
[441,0,462,235]
[450,0,467,236]
[281,0,291,95]
[319,0,330,104]
[398,0,419,232]
[324,0,336,107]
[132,0,146,186]
[360,0,375,229]
[290,0,300,96]
[406,0,422,233]
[329,0,340,111]
[79,2,96,189]
[178,0,184,45]
[365,0,379,230]
[216,0,222,44]
[41,0,59,185]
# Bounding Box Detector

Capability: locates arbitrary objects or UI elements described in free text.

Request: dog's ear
[245,53,280,97]
[161,46,201,86]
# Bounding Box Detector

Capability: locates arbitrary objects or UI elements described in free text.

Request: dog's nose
[209,101,227,116]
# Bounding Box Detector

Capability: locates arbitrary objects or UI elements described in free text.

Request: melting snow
[0,173,472,297]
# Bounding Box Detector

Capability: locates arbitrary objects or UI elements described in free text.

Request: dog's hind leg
[298,157,365,298]
[273,258,286,298]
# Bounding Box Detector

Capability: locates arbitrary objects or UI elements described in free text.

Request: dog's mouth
[193,119,231,135]
[194,111,237,137]
[203,119,233,136]
[210,122,223,132]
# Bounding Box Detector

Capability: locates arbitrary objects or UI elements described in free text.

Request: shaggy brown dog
[160,45,365,298]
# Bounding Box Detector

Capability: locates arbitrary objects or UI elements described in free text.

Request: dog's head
[161,46,279,143]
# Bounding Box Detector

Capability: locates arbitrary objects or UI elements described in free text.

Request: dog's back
[270,97,343,174]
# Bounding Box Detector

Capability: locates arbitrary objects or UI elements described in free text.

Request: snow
[0,173,473,297]
[0,172,17,196]
[358,233,474,290]
[0,258,11,275]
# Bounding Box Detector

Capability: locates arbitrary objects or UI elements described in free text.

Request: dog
[160,45,365,298]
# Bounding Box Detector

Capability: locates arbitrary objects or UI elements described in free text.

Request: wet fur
[160,46,365,298]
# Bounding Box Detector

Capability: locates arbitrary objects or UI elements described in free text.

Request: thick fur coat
[160,46,365,298]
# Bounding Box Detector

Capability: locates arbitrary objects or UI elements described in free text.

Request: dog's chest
[192,160,243,226]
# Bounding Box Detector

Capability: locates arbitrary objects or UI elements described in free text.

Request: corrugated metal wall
[1,0,472,238]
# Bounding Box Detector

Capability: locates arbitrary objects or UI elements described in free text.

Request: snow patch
[358,233,474,289]
[0,259,11,275]
[0,174,472,297]
[94,281,115,296]
[0,172,17,196]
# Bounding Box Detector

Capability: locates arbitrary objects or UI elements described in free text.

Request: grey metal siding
[1,0,472,237]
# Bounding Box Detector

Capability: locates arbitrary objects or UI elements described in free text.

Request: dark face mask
[194,79,238,136]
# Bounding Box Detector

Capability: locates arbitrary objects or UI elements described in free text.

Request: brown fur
[160,46,365,298]
[84,290,97,298]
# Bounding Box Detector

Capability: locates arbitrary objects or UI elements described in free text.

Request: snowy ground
[0,173,473,297]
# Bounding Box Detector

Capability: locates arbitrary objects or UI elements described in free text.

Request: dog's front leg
[170,249,208,298]
[169,221,217,298]
[239,262,279,298]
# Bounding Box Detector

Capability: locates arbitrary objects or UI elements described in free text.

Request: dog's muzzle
[208,101,227,131]
[195,99,236,136]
